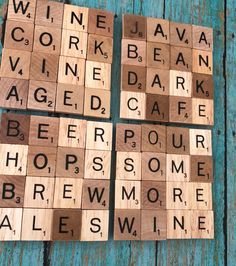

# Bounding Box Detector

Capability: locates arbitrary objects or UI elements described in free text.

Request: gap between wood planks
[223,0,227,265]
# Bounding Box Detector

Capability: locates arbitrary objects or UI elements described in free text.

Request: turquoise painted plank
[226,0,236,265]
[156,1,225,265]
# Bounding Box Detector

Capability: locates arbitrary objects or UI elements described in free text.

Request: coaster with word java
[120,14,214,125]
[0,0,113,118]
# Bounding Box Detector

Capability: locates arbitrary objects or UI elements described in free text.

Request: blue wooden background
[0,0,234,265]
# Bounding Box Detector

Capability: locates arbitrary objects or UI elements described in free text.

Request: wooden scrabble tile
[169,70,192,97]
[86,121,112,151]
[33,25,62,55]
[0,78,29,110]
[166,127,190,154]
[0,175,25,207]
[192,25,213,51]
[146,68,169,95]
[7,0,36,23]
[141,210,167,240]
[21,209,53,241]
[88,9,114,37]
[147,17,169,43]
[84,88,111,118]
[84,150,111,180]
[147,43,170,69]
[61,29,87,59]
[121,39,146,66]
[27,146,57,177]
[191,210,214,239]
[27,80,56,112]
[190,182,212,210]
[192,73,214,99]
[141,124,166,152]
[82,179,110,210]
[58,117,87,148]
[114,209,140,240]
[192,98,214,125]
[146,94,169,122]
[170,46,192,72]
[166,182,189,209]
[116,123,141,152]
[30,52,59,82]
[0,49,31,80]
[52,209,82,240]
[190,155,213,182]
[189,129,212,155]
[192,49,213,75]
[141,181,166,209]
[55,84,84,115]
[167,210,191,239]
[35,0,64,28]
[29,115,59,147]
[24,176,55,208]
[87,34,113,63]
[56,147,84,178]
[122,14,146,40]
[81,210,109,241]
[53,178,83,208]
[4,20,34,51]
[0,208,22,240]
[58,56,85,85]
[170,22,192,48]
[120,91,146,120]
[85,61,111,90]
[141,152,166,181]
[116,152,141,180]
[166,154,190,181]
[169,96,192,124]
[0,144,28,175]
[121,65,146,92]
[115,180,141,209]
[63,4,89,32]
[0,113,30,145]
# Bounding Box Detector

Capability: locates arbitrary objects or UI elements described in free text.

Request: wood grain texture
[0,0,228,265]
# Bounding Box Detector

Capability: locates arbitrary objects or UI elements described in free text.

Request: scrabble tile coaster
[0,0,114,119]
[120,13,214,126]
[114,122,214,240]
[0,113,112,241]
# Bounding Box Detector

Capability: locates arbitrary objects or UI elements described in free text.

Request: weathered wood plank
[226,0,236,265]
[156,1,225,265]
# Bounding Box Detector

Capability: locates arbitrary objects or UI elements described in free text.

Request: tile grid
[114,123,214,240]
[0,0,114,118]
[120,14,214,125]
[0,113,112,241]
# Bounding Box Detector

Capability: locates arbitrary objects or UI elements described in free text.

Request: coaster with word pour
[114,123,214,240]
[120,14,214,125]
[0,0,114,118]
[0,113,112,241]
